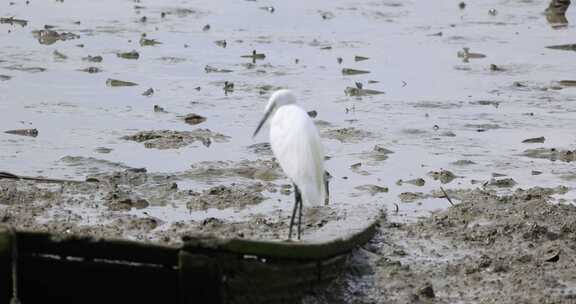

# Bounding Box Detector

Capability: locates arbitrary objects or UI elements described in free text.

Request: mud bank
[0,161,344,245]
[310,186,576,303]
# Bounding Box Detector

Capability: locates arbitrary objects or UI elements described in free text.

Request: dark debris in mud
[186,184,265,211]
[4,65,46,73]
[428,169,457,184]
[465,123,500,132]
[397,178,425,187]
[0,17,28,27]
[367,145,394,161]
[451,159,476,166]
[116,50,140,60]
[4,128,38,137]
[471,100,500,107]
[79,66,101,73]
[246,142,272,156]
[546,44,576,51]
[341,68,370,75]
[354,184,389,196]
[32,29,80,45]
[122,129,230,149]
[398,191,427,203]
[522,148,576,162]
[185,159,283,182]
[106,78,138,87]
[82,55,103,63]
[344,86,384,97]
[522,136,545,143]
[486,177,517,188]
[323,127,374,143]
[183,113,207,125]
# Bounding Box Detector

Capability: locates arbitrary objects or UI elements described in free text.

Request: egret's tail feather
[299,179,326,207]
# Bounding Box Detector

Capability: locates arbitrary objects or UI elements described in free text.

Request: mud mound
[316,186,576,303]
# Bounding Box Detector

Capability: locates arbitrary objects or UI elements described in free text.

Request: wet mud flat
[1,0,576,302]
[0,162,357,245]
[310,186,576,304]
[3,171,576,303]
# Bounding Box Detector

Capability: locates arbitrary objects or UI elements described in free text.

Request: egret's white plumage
[270,103,325,207]
[253,89,327,239]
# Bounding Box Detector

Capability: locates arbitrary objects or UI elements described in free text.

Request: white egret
[253,89,329,240]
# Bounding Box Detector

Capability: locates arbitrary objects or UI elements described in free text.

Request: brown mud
[308,186,576,304]
[0,159,338,245]
[122,129,230,149]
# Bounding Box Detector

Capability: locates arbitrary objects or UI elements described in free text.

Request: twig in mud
[440,187,454,206]
[0,171,85,184]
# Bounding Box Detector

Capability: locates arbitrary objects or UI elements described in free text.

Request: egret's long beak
[253,107,273,138]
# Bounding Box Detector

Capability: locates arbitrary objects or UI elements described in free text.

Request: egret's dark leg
[289,184,302,240]
[324,170,331,205]
[297,195,303,240]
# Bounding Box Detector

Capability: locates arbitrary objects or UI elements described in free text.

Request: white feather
[269,103,326,206]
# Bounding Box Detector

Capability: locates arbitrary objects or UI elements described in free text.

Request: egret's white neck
[266,89,296,113]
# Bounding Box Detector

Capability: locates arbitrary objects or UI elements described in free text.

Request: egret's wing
[270,105,325,206]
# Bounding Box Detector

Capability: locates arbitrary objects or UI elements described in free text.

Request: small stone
[418,282,435,298]
[116,50,139,60]
[82,55,103,63]
[451,159,476,166]
[81,67,101,73]
[223,81,234,92]
[106,78,138,87]
[94,147,113,154]
[5,128,39,137]
[522,136,545,143]
[342,68,370,75]
[428,170,456,184]
[490,64,503,71]
[399,192,425,203]
[183,113,207,125]
[214,40,227,48]
[487,178,516,188]
[142,88,154,96]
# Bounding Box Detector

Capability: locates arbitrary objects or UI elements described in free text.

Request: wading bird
[253,89,328,240]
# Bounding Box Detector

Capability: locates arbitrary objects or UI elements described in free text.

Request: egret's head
[265,89,296,111]
[253,89,296,138]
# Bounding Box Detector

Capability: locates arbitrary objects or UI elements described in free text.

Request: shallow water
[1,0,575,230]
